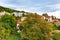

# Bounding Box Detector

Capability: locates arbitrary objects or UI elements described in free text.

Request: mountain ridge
[0,6,20,13]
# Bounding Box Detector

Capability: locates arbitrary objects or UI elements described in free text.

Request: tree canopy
[19,13,53,40]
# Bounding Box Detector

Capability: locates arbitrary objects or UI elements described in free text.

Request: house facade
[42,14,57,22]
[0,11,10,16]
[13,12,22,17]
[42,15,52,22]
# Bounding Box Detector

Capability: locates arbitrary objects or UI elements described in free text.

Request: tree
[21,11,25,16]
[42,13,48,16]
[19,13,53,40]
[0,14,17,29]
[53,32,60,40]
[0,13,21,40]
[0,26,10,40]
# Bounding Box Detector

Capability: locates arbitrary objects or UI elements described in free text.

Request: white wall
[13,12,22,17]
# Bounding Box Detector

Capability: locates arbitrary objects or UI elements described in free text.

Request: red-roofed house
[54,21,60,26]
[42,15,52,22]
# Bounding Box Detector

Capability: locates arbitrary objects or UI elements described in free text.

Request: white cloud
[47,11,60,18]
[16,7,41,12]
[46,3,60,10]
[43,3,60,18]
[0,1,17,8]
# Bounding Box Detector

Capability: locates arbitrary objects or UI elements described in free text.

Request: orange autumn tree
[19,13,53,40]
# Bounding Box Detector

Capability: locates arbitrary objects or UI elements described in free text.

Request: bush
[53,33,60,40]
[20,13,53,40]
[52,24,58,30]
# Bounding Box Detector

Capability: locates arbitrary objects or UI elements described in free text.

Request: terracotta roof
[44,15,51,18]
[54,21,60,25]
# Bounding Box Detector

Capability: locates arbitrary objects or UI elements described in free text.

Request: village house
[13,12,23,17]
[42,14,57,22]
[42,15,52,22]
[54,21,60,27]
[0,11,10,16]
[13,11,28,17]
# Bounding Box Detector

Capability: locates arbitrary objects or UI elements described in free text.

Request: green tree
[42,13,48,16]
[20,13,53,40]
[53,33,60,40]
[0,14,21,40]
[0,26,10,40]
[21,11,25,16]
[0,14,17,29]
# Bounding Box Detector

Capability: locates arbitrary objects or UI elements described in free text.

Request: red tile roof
[44,15,51,18]
[54,21,60,25]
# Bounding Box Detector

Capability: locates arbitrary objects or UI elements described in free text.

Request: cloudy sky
[0,0,60,18]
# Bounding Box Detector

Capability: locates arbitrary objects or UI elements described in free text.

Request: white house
[0,11,10,16]
[43,16,52,22]
[13,12,22,17]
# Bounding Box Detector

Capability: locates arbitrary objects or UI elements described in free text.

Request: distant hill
[0,6,20,13]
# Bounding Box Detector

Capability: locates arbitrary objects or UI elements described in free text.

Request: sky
[0,0,60,18]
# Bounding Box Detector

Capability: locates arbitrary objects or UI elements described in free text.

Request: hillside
[0,6,19,13]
